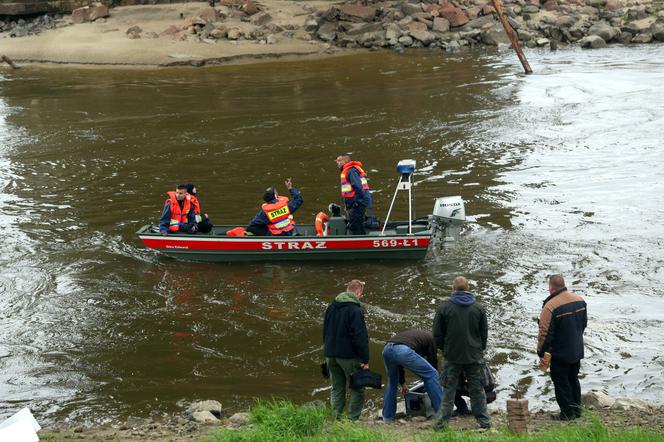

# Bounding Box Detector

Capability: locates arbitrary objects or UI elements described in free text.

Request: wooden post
[491,0,533,74]
[1,55,19,69]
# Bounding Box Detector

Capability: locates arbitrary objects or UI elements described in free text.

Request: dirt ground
[42,401,664,441]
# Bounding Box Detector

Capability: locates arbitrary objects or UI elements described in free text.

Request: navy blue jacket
[159,199,197,234]
[246,187,303,236]
[344,167,372,209]
[323,292,369,363]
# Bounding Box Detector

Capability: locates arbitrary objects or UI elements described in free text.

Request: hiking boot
[479,421,491,429]
[432,420,449,431]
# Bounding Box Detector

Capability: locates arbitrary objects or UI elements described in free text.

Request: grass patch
[203,401,664,442]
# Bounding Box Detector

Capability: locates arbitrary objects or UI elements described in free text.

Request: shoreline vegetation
[1,0,663,69]
[41,393,664,441]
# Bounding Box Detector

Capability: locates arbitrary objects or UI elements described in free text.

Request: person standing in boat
[335,153,372,235]
[246,178,303,236]
[185,183,213,234]
[159,184,198,236]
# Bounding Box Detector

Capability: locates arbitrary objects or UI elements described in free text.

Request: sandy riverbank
[0,2,353,68]
[2,0,663,69]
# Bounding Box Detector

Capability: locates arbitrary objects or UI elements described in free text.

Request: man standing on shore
[537,274,587,420]
[432,276,491,430]
[381,329,442,422]
[323,280,369,420]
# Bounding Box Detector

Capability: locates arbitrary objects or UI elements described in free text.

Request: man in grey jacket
[432,276,491,430]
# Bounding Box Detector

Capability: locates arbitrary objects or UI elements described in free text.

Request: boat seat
[327,217,347,236]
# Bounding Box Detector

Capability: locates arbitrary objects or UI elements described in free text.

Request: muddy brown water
[1,46,663,426]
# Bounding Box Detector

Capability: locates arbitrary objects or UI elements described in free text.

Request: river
[1,45,663,425]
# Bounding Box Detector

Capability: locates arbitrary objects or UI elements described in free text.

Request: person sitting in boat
[246,178,303,236]
[315,203,342,237]
[335,153,372,235]
[185,183,213,234]
[159,184,198,236]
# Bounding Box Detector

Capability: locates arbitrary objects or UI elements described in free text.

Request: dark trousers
[550,359,581,418]
[436,361,490,427]
[347,204,366,235]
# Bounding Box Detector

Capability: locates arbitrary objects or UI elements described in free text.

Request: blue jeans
[382,343,443,421]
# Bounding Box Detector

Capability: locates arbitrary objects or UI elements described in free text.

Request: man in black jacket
[432,276,491,430]
[538,274,587,420]
[323,279,369,420]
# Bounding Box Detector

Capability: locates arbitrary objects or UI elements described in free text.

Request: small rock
[227,412,251,428]
[144,31,159,39]
[210,28,227,39]
[589,22,617,41]
[398,35,413,46]
[187,400,222,419]
[266,34,277,44]
[198,7,219,23]
[482,25,511,45]
[242,0,259,16]
[631,32,652,43]
[304,16,318,32]
[611,398,650,411]
[191,411,219,424]
[126,25,142,39]
[438,4,469,27]
[227,28,241,39]
[317,22,337,41]
[401,3,423,16]
[536,37,550,46]
[339,4,376,22]
[622,16,656,34]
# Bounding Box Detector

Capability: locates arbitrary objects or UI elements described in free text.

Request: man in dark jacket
[246,178,303,236]
[538,274,587,420]
[323,279,369,420]
[382,329,442,422]
[432,276,491,430]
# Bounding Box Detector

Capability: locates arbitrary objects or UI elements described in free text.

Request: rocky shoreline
[40,392,664,440]
[1,0,663,68]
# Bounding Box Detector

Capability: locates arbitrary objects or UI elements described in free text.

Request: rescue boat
[136,160,466,262]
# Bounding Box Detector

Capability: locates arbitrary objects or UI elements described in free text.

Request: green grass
[203,400,664,442]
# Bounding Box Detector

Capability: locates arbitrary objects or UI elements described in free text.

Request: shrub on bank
[203,400,664,442]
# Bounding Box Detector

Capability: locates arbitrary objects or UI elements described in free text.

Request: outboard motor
[429,195,465,241]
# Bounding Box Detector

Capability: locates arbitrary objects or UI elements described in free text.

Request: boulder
[589,22,618,41]
[250,12,271,25]
[631,32,652,43]
[242,0,259,16]
[518,28,533,40]
[187,400,223,418]
[438,4,469,27]
[191,411,220,424]
[618,31,633,43]
[554,15,576,27]
[446,39,461,51]
[339,4,376,22]
[227,412,251,428]
[409,29,436,45]
[535,37,550,46]
[406,21,428,32]
[210,28,227,39]
[304,16,318,32]
[71,3,109,24]
[198,7,219,22]
[459,15,495,31]
[605,0,623,10]
[357,30,386,47]
[160,25,179,36]
[622,17,656,34]
[385,23,402,41]
[317,22,337,41]
[401,3,423,16]
[482,25,511,45]
[579,34,606,48]
[543,0,558,11]
[345,22,383,35]
[184,15,206,27]
[398,35,414,46]
[582,391,615,409]
[433,17,450,32]
[651,23,664,42]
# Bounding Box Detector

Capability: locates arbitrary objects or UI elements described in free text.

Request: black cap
[263,187,276,202]
[185,183,196,196]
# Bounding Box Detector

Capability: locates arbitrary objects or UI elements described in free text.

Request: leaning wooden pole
[491,0,533,74]
[1,55,19,69]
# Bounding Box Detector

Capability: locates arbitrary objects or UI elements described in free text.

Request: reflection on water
[0,46,663,424]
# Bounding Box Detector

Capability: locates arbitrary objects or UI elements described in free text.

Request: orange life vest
[315,211,329,237]
[166,191,192,232]
[188,194,202,223]
[261,196,295,235]
[340,161,370,199]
